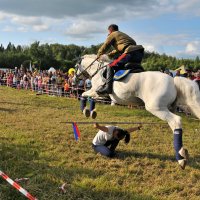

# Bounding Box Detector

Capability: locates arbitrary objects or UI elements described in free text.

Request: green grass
[0,86,200,200]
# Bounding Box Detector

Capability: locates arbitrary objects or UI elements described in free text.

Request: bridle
[75,56,107,80]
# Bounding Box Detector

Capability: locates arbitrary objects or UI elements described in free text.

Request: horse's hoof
[178,159,187,170]
[90,110,97,119]
[178,148,189,170]
[179,148,189,161]
[111,101,116,106]
[83,108,90,118]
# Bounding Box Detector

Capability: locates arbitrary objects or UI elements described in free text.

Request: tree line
[0,42,200,72]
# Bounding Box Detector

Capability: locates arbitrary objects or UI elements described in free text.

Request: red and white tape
[0,170,37,200]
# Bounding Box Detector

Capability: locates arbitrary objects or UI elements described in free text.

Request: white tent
[48,67,56,73]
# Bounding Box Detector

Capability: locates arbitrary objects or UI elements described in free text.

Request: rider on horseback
[96,24,144,95]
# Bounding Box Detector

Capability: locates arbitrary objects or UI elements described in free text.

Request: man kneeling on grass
[92,123,142,158]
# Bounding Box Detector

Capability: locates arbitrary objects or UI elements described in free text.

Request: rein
[90,63,107,78]
[76,56,107,79]
[76,57,99,79]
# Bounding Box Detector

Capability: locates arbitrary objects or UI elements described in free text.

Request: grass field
[0,86,200,200]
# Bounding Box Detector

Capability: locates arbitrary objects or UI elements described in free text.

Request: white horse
[76,54,200,169]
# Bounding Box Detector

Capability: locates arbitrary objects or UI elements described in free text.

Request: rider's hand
[97,55,102,61]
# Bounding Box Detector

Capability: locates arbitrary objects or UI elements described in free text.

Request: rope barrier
[1,84,199,119]
[64,121,167,125]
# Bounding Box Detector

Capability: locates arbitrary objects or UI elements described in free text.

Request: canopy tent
[48,67,56,73]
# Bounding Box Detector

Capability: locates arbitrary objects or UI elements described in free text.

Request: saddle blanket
[114,70,131,81]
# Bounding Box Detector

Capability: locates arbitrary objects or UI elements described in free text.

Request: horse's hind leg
[146,106,189,169]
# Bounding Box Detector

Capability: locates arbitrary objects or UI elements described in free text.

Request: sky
[0,0,200,58]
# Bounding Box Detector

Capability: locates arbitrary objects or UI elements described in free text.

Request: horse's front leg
[82,88,99,98]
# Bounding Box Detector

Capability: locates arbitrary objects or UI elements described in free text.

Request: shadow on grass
[116,150,175,161]
[0,101,30,106]
[116,150,200,170]
[0,143,155,200]
[0,107,17,113]
[188,155,200,170]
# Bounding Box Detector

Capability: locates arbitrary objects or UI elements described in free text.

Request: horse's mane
[83,54,111,62]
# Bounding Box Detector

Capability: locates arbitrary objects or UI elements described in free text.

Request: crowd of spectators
[0,66,199,101]
[162,68,200,89]
[0,67,92,98]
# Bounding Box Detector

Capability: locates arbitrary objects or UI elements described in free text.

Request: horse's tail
[174,76,200,119]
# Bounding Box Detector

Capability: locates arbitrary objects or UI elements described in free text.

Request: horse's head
[74,55,93,81]
[75,54,111,98]
[75,54,110,80]
[75,54,98,80]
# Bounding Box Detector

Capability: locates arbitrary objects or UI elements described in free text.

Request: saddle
[114,63,144,81]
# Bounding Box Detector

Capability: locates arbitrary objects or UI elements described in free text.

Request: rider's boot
[174,129,189,169]
[96,66,114,95]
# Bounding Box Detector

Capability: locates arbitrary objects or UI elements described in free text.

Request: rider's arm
[94,123,109,132]
[108,49,117,57]
[126,125,142,133]
[97,33,115,57]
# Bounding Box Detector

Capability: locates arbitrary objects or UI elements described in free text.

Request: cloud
[17,26,28,32]
[174,41,200,58]
[0,11,51,32]
[133,33,200,58]
[11,15,43,26]
[1,0,195,20]
[0,0,200,58]
[132,33,190,53]
[33,24,50,32]
[185,41,200,54]
[65,20,106,39]
[2,25,14,32]
[144,45,157,52]
[0,11,9,21]
[176,0,200,16]
[0,0,199,36]
[0,0,158,18]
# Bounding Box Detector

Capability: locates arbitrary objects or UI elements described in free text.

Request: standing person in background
[51,72,57,95]
[92,123,142,158]
[77,78,85,99]
[23,74,28,89]
[64,79,70,97]
[194,70,200,90]
[164,69,173,77]
[56,73,64,97]
[84,78,92,91]
[16,74,21,89]
[68,71,77,97]
[175,69,181,77]
[12,74,16,88]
